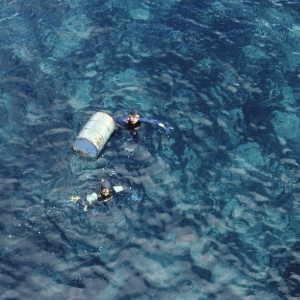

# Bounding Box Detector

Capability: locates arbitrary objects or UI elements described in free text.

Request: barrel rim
[73,138,98,157]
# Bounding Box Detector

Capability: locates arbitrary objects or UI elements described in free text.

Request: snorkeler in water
[70,178,143,213]
[85,179,124,206]
[114,110,174,134]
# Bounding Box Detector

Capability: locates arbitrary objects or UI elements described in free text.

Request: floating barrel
[73,112,115,157]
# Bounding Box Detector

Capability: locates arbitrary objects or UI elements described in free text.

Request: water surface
[0,0,299,299]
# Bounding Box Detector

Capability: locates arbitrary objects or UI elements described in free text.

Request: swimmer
[98,179,118,202]
[114,110,174,134]
[85,179,124,207]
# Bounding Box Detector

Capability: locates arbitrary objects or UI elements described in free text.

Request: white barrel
[73,112,115,157]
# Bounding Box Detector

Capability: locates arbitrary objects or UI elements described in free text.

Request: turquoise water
[0,0,299,299]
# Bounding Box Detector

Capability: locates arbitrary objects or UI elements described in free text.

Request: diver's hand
[165,126,174,135]
[159,122,174,135]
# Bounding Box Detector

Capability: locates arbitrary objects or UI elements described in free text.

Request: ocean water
[0,0,299,299]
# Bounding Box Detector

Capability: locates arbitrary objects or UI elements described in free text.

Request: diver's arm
[139,117,164,126]
[139,117,174,134]
[85,192,110,205]
[113,185,143,202]
[113,116,129,124]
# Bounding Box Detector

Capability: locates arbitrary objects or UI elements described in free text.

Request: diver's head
[100,180,111,197]
[129,110,140,124]
[101,188,110,197]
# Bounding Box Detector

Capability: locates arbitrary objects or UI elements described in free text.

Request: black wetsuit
[114,116,173,134]
[126,120,141,131]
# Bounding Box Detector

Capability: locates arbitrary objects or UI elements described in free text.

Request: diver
[70,178,144,213]
[85,179,124,207]
[114,110,174,134]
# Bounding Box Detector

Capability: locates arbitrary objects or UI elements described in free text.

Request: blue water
[0,0,299,299]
